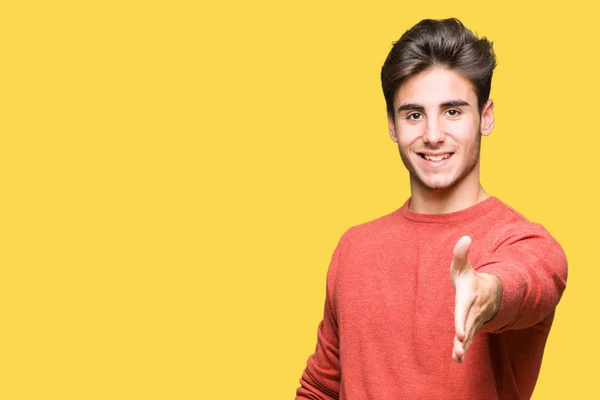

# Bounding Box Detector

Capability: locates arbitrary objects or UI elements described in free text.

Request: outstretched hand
[450,236,502,363]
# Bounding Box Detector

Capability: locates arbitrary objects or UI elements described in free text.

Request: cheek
[444,118,474,132]
[445,119,479,144]
[396,125,423,148]
[398,137,417,155]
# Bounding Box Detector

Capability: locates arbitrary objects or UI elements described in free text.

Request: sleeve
[476,223,568,333]
[296,233,347,400]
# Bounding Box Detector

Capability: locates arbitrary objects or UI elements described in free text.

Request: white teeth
[423,153,451,161]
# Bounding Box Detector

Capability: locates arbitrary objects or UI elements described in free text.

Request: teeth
[423,153,451,161]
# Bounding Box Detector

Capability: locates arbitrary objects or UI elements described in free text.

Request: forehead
[394,67,477,107]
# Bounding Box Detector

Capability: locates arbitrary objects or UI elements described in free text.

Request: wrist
[479,272,503,323]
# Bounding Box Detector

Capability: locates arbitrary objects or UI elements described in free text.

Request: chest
[334,229,490,334]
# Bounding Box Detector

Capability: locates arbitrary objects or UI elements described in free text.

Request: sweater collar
[399,196,501,224]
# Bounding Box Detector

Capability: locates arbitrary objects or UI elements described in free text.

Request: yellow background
[1,0,596,398]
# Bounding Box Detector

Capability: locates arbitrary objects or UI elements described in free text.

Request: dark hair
[381,18,497,117]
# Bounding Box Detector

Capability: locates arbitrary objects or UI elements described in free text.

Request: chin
[423,176,451,188]
[426,183,452,191]
[418,177,454,191]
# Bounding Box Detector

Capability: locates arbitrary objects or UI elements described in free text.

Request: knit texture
[297,197,568,400]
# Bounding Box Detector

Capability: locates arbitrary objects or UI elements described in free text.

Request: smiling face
[387,67,494,197]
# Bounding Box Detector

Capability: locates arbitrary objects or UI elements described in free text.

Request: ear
[388,113,399,143]
[480,99,495,137]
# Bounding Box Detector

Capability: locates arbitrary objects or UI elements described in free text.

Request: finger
[454,290,475,341]
[462,335,473,358]
[462,309,484,356]
[453,335,464,363]
[451,236,472,273]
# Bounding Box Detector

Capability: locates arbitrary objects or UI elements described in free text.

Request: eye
[407,112,423,121]
[446,109,461,117]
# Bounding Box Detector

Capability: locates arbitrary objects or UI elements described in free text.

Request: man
[296,18,567,399]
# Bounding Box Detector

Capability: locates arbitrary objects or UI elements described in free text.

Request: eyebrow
[441,100,471,108]
[397,103,425,113]
[397,100,471,113]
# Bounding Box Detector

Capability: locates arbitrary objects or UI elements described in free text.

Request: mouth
[418,153,453,163]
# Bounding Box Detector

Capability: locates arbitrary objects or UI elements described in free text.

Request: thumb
[451,236,472,273]
[451,236,473,341]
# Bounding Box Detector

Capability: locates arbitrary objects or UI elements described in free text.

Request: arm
[296,237,346,399]
[450,225,568,362]
[476,224,568,333]
[296,294,340,399]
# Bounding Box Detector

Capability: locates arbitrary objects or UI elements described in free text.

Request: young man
[296,19,568,399]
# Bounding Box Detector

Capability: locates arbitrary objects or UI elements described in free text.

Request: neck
[408,169,489,214]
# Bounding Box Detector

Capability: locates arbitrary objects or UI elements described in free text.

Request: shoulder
[482,198,566,261]
[339,208,404,246]
[486,199,552,238]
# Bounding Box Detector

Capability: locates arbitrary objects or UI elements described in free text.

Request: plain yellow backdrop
[1,0,597,398]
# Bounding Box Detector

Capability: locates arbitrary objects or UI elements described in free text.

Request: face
[387,67,494,194]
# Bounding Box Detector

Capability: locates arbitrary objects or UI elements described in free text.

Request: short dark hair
[381,18,497,117]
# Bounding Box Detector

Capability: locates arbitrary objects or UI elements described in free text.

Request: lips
[419,153,453,162]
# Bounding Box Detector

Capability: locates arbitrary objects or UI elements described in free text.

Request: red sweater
[297,197,568,400]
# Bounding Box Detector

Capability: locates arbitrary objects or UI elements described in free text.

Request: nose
[423,117,446,145]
